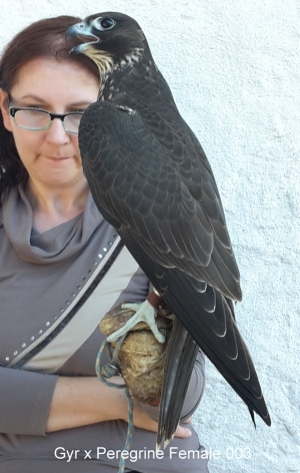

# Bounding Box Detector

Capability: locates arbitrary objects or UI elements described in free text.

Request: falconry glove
[100,301,173,406]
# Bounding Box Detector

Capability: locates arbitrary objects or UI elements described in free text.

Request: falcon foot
[106,299,166,344]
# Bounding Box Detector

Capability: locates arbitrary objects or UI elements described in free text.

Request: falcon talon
[107,300,165,344]
[120,302,139,311]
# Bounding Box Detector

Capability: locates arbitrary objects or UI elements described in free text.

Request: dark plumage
[66,12,271,447]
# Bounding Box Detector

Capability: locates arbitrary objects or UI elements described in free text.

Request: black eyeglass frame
[8,103,84,134]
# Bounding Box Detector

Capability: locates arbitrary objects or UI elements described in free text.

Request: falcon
[66,12,271,448]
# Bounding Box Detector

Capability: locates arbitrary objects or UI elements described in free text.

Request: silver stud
[30,336,35,341]
[72,293,76,297]
[77,286,81,290]
[13,351,18,356]
[5,357,9,361]
[22,343,26,348]
[98,254,103,259]
[60,308,64,313]
[38,329,43,335]
[94,262,98,266]
[109,241,113,246]
[103,247,107,252]
[54,316,58,320]
[46,321,50,326]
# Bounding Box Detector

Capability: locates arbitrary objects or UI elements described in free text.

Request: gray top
[0,183,208,473]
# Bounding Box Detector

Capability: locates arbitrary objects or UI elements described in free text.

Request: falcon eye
[99,18,115,30]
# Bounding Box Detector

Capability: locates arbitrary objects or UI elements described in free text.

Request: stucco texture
[1,1,299,472]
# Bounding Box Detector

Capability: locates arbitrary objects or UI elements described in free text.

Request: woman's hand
[125,397,192,439]
[113,375,192,439]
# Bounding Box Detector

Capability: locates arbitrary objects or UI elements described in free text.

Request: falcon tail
[159,267,272,430]
[157,318,198,449]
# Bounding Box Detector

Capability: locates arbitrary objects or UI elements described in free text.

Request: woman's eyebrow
[17,94,94,108]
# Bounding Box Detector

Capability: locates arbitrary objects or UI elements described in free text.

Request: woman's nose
[45,117,70,143]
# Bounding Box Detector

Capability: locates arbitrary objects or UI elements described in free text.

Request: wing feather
[78,96,270,427]
[80,101,240,298]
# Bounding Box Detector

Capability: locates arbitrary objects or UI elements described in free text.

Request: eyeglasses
[8,102,84,134]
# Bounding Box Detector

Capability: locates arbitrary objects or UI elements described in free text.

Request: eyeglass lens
[13,109,82,133]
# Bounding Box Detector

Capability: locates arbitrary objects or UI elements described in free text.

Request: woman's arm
[46,375,192,439]
[0,366,191,438]
[47,350,206,435]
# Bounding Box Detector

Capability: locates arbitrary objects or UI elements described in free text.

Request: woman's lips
[45,156,70,161]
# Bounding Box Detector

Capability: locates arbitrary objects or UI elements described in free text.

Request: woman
[0,16,208,473]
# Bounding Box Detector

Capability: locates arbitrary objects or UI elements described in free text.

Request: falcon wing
[78,100,271,444]
[80,99,241,299]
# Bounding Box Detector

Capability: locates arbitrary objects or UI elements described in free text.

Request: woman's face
[0,57,99,190]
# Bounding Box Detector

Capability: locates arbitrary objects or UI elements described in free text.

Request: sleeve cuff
[0,367,58,435]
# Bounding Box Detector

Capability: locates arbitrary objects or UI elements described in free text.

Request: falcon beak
[66,22,100,54]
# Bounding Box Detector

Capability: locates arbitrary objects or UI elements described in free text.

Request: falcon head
[66,12,148,79]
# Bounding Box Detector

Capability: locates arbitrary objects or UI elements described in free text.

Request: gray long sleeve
[0,349,205,435]
[0,367,58,435]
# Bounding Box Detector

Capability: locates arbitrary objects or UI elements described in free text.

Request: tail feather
[160,268,271,427]
[157,318,198,449]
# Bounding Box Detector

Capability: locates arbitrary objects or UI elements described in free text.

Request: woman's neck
[25,178,90,233]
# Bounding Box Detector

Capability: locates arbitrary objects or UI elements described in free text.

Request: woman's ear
[0,89,13,132]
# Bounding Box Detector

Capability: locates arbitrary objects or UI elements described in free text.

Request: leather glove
[99,302,173,406]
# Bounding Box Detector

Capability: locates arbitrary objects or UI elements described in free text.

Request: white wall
[1,1,299,472]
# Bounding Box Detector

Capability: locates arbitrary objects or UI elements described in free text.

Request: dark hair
[0,15,98,203]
